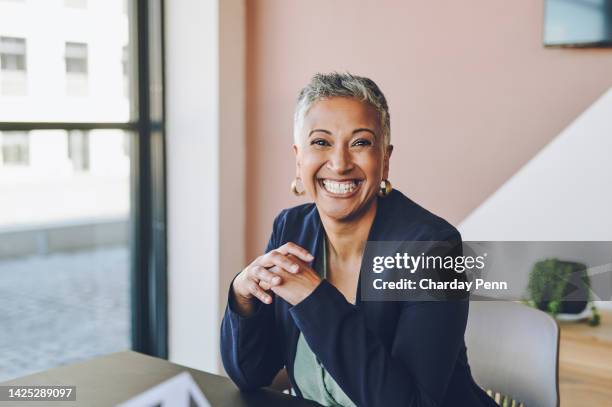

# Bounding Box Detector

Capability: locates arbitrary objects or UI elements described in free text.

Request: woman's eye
[352,139,372,147]
[311,139,330,146]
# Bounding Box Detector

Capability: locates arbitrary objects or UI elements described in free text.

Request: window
[0,131,29,166]
[122,132,130,156]
[0,0,167,382]
[67,130,90,172]
[122,45,129,77]
[0,37,26,72]
[65,42,88,75]
[122,45,129,97]
[65,42,88,96]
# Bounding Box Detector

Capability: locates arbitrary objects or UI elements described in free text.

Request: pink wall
[245,0,612,260]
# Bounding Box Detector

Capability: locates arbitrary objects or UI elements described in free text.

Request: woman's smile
[318,178,364,198]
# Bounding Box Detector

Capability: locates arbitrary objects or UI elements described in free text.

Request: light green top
[291,235,357,407]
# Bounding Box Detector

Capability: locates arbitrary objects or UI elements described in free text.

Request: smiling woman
[220,72,497,407]
[294,96,390,223]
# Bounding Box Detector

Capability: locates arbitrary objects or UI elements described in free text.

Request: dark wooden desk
[0,351,318,407]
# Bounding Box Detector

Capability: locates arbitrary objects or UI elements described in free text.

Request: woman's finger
[276,242,314,263]
[247,280,272,304]
[268,265,283,274]
[257,251,301,274]
[250,265,281,286]
[262,266,284,286]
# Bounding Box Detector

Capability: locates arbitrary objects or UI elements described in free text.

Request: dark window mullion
[130,0,167,359]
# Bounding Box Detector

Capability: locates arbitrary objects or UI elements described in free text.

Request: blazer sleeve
[289,230,468,407]
[220,212,286,390]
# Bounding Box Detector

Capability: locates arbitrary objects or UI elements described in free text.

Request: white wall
[460,87,612,309]
[166,0,245,373]
[460,87,612,239]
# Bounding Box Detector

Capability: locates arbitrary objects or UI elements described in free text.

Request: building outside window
[122,44,129,97]
[65,42,88,96]
[65,42,88,74]
[0,131,29,166]
[67,130,90,172]
[0,36,26,71]
[0,36,27,95]
[122,132,129,157]
[0,0,169,382]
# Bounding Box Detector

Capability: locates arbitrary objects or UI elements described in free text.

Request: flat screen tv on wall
[544,0,612,47]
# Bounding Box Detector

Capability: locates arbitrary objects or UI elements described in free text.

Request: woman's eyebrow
[353,128,377,137]
[308,129,332,138]
[307,128,377,138]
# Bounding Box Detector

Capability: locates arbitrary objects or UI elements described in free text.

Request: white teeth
[322,179,359,194]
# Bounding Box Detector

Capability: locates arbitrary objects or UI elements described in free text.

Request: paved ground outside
[0,247,130,382]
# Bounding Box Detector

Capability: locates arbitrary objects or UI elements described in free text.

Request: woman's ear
[293,144,301,178]
[382,144,393,179]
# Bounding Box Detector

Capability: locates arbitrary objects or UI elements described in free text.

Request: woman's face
[294,97,392,222]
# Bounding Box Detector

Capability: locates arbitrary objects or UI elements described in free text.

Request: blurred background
[0,1,610,406]
[0,0,132,381]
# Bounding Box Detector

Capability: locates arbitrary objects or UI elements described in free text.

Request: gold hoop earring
[291,178,305,196]
[378,179,392,197]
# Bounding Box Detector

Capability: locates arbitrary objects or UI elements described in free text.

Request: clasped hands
[232,242,321,314]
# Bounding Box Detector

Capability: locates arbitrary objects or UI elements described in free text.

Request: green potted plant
[526,258,599,326]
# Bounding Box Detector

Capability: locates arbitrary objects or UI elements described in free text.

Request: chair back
[465,301,560,407]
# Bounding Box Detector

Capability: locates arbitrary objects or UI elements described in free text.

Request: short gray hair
[293,72,391,147]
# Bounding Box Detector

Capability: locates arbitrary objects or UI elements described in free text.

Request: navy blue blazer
[221,190,496,406]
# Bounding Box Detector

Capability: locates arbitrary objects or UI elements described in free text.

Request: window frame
[0,0,168,359]
[0,130,29,166]
[0,36,27,72]
[67,129,90,172]
[64,41,89,75]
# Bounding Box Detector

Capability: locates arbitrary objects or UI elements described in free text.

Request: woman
[221,73,496,406]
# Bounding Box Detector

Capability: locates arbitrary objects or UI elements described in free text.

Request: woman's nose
[327,146,354,173]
